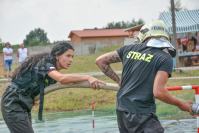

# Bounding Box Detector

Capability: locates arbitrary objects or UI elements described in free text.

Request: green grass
[33,77,197,119]
[172,70,199,77]
[63,45,122,73]
[158,78,197,119]
[33,88,117,113]
[156,90,195,119]
[168,78,199,86]
[39,64,199,119]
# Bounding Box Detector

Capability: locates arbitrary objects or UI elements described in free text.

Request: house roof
[159,9,199,34]
[68,29,129,38]
[124,24,143,32]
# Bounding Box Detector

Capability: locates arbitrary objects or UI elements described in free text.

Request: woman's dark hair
[50,41,74,57]
[12,42,74,79]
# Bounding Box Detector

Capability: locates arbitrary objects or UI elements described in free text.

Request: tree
[23,28,50,46]
[0,38,4,51]
[0,38,2,45]
[168,0,187,11]
[105,19,144,29]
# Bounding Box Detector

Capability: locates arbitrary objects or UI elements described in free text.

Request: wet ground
[0,112,196,133]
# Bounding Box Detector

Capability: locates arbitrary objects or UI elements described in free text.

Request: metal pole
[170,0,179,67]
[91,100,95,133]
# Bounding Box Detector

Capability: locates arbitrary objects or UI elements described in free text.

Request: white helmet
[137,20,176,57]
[137,20,170,42]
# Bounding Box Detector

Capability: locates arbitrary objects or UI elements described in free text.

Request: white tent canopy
[159,9,199,34]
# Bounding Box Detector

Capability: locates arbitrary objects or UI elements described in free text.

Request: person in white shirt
[3,42,13,78]
[17,43,28,64]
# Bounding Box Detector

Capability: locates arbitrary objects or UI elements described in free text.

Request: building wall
[81,36,125,46]
[28,44,56,55]
[71,36,127,55]
[7,44,56,64]
[70,34,82,44]
[124,38,138,45]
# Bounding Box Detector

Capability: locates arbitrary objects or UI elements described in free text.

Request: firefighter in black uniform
[1,42,104,133]
[96,20,192,133]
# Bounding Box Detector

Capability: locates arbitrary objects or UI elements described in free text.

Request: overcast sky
[0,0,198,44]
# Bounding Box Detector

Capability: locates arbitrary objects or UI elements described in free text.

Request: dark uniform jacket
[2,54,57,113]
[116,43,173,114]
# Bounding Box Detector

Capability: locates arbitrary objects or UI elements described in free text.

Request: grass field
[1,45,199,119]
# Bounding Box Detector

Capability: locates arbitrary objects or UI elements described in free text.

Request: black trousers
[116,110,164,133]
[1,85,34,133]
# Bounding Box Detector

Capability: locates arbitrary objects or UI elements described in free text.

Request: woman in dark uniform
[1,42,103,133]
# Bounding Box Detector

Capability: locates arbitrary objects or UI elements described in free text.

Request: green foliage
[168,0,187,11]
[0,38,3,52]
[105,18,144,29]
[23,28,50,46]
[11,45,19,51]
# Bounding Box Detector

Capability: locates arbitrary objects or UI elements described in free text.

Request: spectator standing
[3,42,13,78]
[17,43,28,64]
